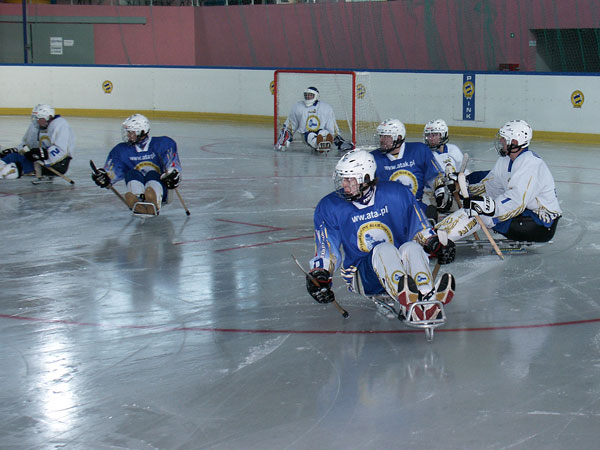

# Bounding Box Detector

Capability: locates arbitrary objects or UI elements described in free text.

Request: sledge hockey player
[0,104,75,180]
[423,119,467,218]
[370,118,443,221]
[436,120,562,243]
[275,86,354,153]
[306,149,456,323]
[91,114,182,215]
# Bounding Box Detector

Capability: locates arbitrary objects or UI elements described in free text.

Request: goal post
[273,69,380,148]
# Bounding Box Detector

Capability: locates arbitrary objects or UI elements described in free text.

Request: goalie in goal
[275,87,354,153]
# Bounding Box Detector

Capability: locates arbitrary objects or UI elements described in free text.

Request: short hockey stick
[89,160,130,209]
[291,255,349,318]
[457,173,504,260]
[450,153,480,240]
[35,161,75,185]
[174,189,191,216]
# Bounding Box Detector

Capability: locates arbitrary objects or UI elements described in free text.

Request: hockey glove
[463,195,495,217]
[334,135,354,152]
[306,268,335,304]
[434,185,453,213]
[91,168,111,188]
[25,147,49,161]
[161,168,181,189]
[275,127,292,151]
[0,147,19,158]
[424,236,456,265]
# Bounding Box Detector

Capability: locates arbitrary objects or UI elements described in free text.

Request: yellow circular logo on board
[102,80,113,94]
[270,80,275,95]
[356,83,366,99]
[571,90,584,108]
[463,81,474,99]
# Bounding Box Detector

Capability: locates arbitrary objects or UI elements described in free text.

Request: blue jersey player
[371,119,442,220]
[92,114,182,215]
[306,149,456,322]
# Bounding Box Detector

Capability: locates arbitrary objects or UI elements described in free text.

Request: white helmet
[495,119,532,156]
[303,87,320,107]
[122,114,150,143]
[334,149,377,201]
[31,104,55,125]
[423,119,449,149]
[376,118,406,153]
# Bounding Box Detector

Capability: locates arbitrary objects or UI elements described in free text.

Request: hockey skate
[315,134,333,153]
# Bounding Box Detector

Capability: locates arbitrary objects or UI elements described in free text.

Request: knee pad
[0,162,20,179]
[436,209,480,242]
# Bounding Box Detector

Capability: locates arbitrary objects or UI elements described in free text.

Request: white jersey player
[423,119,466,216]
[305,149,456,322]
[91,114,182,215]
[436,120,562,243]
[275,86,354,153]
[0,104,74,180]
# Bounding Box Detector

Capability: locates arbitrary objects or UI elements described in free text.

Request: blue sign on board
[462,73,475,121]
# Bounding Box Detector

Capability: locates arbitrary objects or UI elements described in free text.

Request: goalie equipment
[275,127,292,151]
[0,161,19,179]
[316,133,333,152]
[333,149,377,201]
[334,135,354,152]
[464,195,496,217]
[92,168,111,188]
[160,168,180,189]
[0,147,19,158]
[423,119,449,150]
[122,114,150,144]
[303,86,320,107]
[423,235,456,264]
[306,268,334,304]
[494,119,532,157]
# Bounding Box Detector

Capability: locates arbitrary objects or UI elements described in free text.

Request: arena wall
[0,64,597,143]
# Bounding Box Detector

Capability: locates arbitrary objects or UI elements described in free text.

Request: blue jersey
[310,181,432,277]
[103,136,182,183]
[371,142,441,201]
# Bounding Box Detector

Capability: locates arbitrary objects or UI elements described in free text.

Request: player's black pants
[41,156,71,176]
[499,215,559,242]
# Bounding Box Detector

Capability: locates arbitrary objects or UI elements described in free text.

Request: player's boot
[316,134,332,152]
[125,192,140,210]
[396,275,421,321]
[416,273,456,320]
[141,186,160,215]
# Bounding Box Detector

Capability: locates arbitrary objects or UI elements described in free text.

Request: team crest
[390,170,418,196]
[306,114,321,132]
[357,222,393,252]
[414,271,430,287]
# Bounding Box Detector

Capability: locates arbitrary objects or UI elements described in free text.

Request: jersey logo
[306,114,321,132]
[39,134,51,150]
[389,170,418,196]
[134,161,160,173]
[356,221,393,252]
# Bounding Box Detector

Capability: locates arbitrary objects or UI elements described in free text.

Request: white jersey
[432,143,464,173]
[284,100,339,136]
[474,149,561,225]
[21,116,75,165]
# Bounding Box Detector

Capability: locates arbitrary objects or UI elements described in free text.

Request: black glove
[0,147,19,158]
[424,236,456,265]
[91,168,111,188]
[334,135,354,151]
[306,268,335,304]
[25,147,49,161]
[160,168,180,189]
[435,185,453,213]
[463,195,495,217]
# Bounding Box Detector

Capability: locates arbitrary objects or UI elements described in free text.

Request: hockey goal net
[273,70,380,148]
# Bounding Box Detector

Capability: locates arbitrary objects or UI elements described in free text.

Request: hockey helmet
[31,104,55,125]
[334,149,377,201]
[376,118,406,153]
[304,87,320,107]
[122,114,150,144]
[494,119,532,156]
[423,119,449,149]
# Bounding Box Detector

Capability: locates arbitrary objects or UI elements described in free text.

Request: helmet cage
[494,120,532,156]
[423,119,449,149]
[333,149,377,201]
[376,119,406,153]
[122,114,150,144]
[303,87,320,107]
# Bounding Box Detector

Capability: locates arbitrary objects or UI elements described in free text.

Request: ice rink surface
[1,115,599,449]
